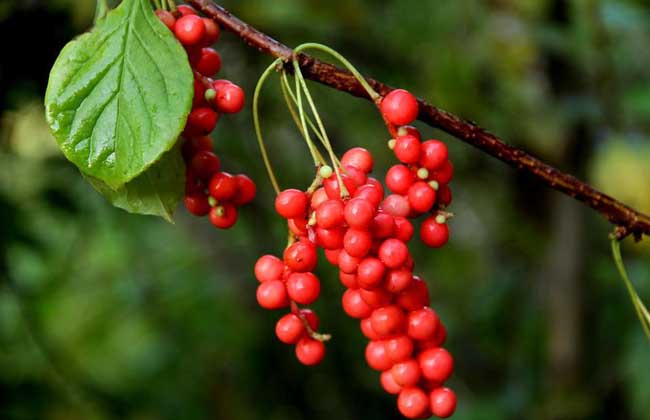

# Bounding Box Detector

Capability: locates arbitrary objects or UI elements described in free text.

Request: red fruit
[256,280,289,309]
[186,107,219,135]
[385,335,414,363]
[396,277,430,311]
[419,348,454,383]
[343,165,368,186]
[420,217,450,248]
[209,171,237,201]
[155,10,176,30]
[391,359,421,387]
[371,212,395,238]
[288,217,308,237]
[286,272,321,305]
[315,199,345,229]
[370,305,406,336]
[342,288,372,319]
[341,147,373,173]
[430,160,454,185]
[386,164,415,195]
[232,174,256,205]
[365,340,392,371]
[295,337,325,366]
[378,239,409,269]
[196,48,222,76]
[254,255,284,283]
[192,78,207,108]
[381,370,403,395]
[393,217,414,242]
[315,227,345,250]
[324,173,357,199]
[337,249,361,273]
[438,184,453,207]
[189,150,220,179]
[184,194,210,216]
[283,241,317,272]
[397,387,429,419]
[177,4,197,15]
[209,204,238,229]
[201,18,220,45]
[407,307,440,341]
[385,269,413,293]
[344,198,375,229]
[360,317,382,340]
[381,89,418,126]
[381,194,411,218]
[185,171,204,194]
[310,187,329,210]
[324,248,341,266]
[420,140,448,170]
[359,288,392,308]
[356,258,386,290]
[398,125,421,140]
[300,308,320,331]
[354,184,383,207]
[430,387,457,418]
[394,134,421,164]
[174,15,206,46]
[275,189,308,219]
[214,81,245,114]
[343,229,373,258]
[408,182,436,213]
[182,136,213,158]
[275,313,305,344]
[339,271,358,289]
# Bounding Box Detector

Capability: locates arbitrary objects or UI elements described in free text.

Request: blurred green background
[1,0,649,419]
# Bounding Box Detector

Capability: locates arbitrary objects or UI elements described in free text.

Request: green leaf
[45,0,193,189]
[86,147,185,222]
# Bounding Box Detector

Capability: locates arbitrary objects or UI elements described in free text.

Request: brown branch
[188,0,650,241]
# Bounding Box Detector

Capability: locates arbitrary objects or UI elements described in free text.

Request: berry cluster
[156,6,255,228]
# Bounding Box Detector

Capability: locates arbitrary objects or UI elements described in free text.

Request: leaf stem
[95,0,109,22]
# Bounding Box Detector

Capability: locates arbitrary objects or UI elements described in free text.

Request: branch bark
[188,0,650,241]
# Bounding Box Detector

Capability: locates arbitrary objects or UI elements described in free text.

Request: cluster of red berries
[156,6,255,228]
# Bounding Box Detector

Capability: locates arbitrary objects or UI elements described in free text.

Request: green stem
[167,0,176,12]
[253,59,283,194]
[611,238,650,340]
[294,42,381,102]
[284,71,322,168]
[95,0,108,22]
[151,0,163,11]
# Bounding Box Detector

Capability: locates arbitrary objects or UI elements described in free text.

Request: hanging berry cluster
[156,5,255,228]
[252,47,458,418]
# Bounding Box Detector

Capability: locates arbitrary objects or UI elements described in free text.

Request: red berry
[381,370,403,395]
[381,194,411,218]
[186,107,219,135]
[315,227,345,250]
[300,308,320,331]
[232,174,256,205]
[397,387,429,419]
[385,335,414,363]
[386,164,415,195]
[385,269,413,293]
[288,217,308,237]
[393,217,414,242]
[359,288,392,308]
[286,272,321,305]
[337,249,361,273]
[397,277,430,311]
[430,387,457,418]
[275,313,305,344]
[174,15,206,46]
[283,241,317,272]
[177,4,197,15]
[378,238,409,269]
[418,348,454,383]
[209,203,238,229]
[184,194,210,216]
[407,307,440,341]
[394,134,421,164]
[356,257,386,290]
[315,199,345,229]
[295,337,325,366]
[360,317,382,340]
[344,198,375,229]
[365,340,392,371]
[339,271,358,289]
[371,212,395,238]
[155,10,176,30]
[420,140,448,170]
[398,125,421,140]
[324,173,357,199]
[342,288,372,319]
[256,279,289,309]
[420,217,449,248]
[196,48,222,76]
[354,184,383,207]
[324,248,341,266]
[343,229,373,258]
[189,150,220,179]
[370,305,406,336]
[381,89,419,126]
[408,182,436,213]
[391,359,421,387]
[209,171,237,201]
[214,81,245,114]
[430,160,454,185]
[254,255,284,283]
[275,189,308,219]
[182,135,213,158]
[341,147,373,173]
[310,187,329,210]
[437,184,452,207]
[201,18,220,45]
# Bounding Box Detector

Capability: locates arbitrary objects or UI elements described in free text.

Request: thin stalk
[95,0,108,22]
[151,0,163,11]
[167,0,177,12]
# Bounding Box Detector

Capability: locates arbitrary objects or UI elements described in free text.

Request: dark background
[1,1,649,419]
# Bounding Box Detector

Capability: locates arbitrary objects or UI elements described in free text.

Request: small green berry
[319,165,333,179]
[208,196,218,207]
[205,88,216,102]
[428,180,439,190]
[397,126,408,136]
[417,168,429,180]
[435,214,447,224]
[388,139,397,150]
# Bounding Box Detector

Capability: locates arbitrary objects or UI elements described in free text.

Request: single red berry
[214,81,245,114]
[288,218,308,238]
[360,317,382,340]
[344,198,376,229]
[275,189,308,219]
[189,150,220,179]
[275,313,305,344]
[177,4,197,15]
[381,370,403,395]
[398,125,421,140]
[371,212,395,238]
[184,194,210,216]
[385,335,414,363]
[408,182,436,214]
[420,217,449,248]
[186,107,219,136]
[381,89,419,126]
[354,184,383,207]
[341,147,373,173]
[420,140,448,170]
[337,249,361,274]
[386,164,415,195]
[391,359,421,387]
[315,199,345,229]
[365,340,392,371]
[201,18,221,45]
[381,194,411,218]
[286,272,321,305]
[356,257,386,290]
[283,241,317,272]
[359,289,393,310]
[185,170,204,194]
[295,337,325,366]
[396,277,430,311]
[393,217,414,242]
[343,165,368,187]
[324,248,341,266]
[397,387,429,419]
[300,308,320,331]
[196,48,222,76]
[182,136,213,158]
[209,203,238,229]
[315,226,345,250]
[232,174,256,205]
[430,387,457,418]
[254,255,284,283]
[370,305,406,336]
[324,173,358,199]
[437,184,452,207]
[310,187,329,210]
[256,279,289,309]
[394,134,421,164]
[378,238,409,269]
[209,171,238,201]
[407,307,440,341]
[174,15,206,46]
[418,348,454,383]
[429,160,454,185]
[192,78,207,108]
[339,271,358,289]
[342,288,372,319]
[343,229,373,258]
[155,9,176,30]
